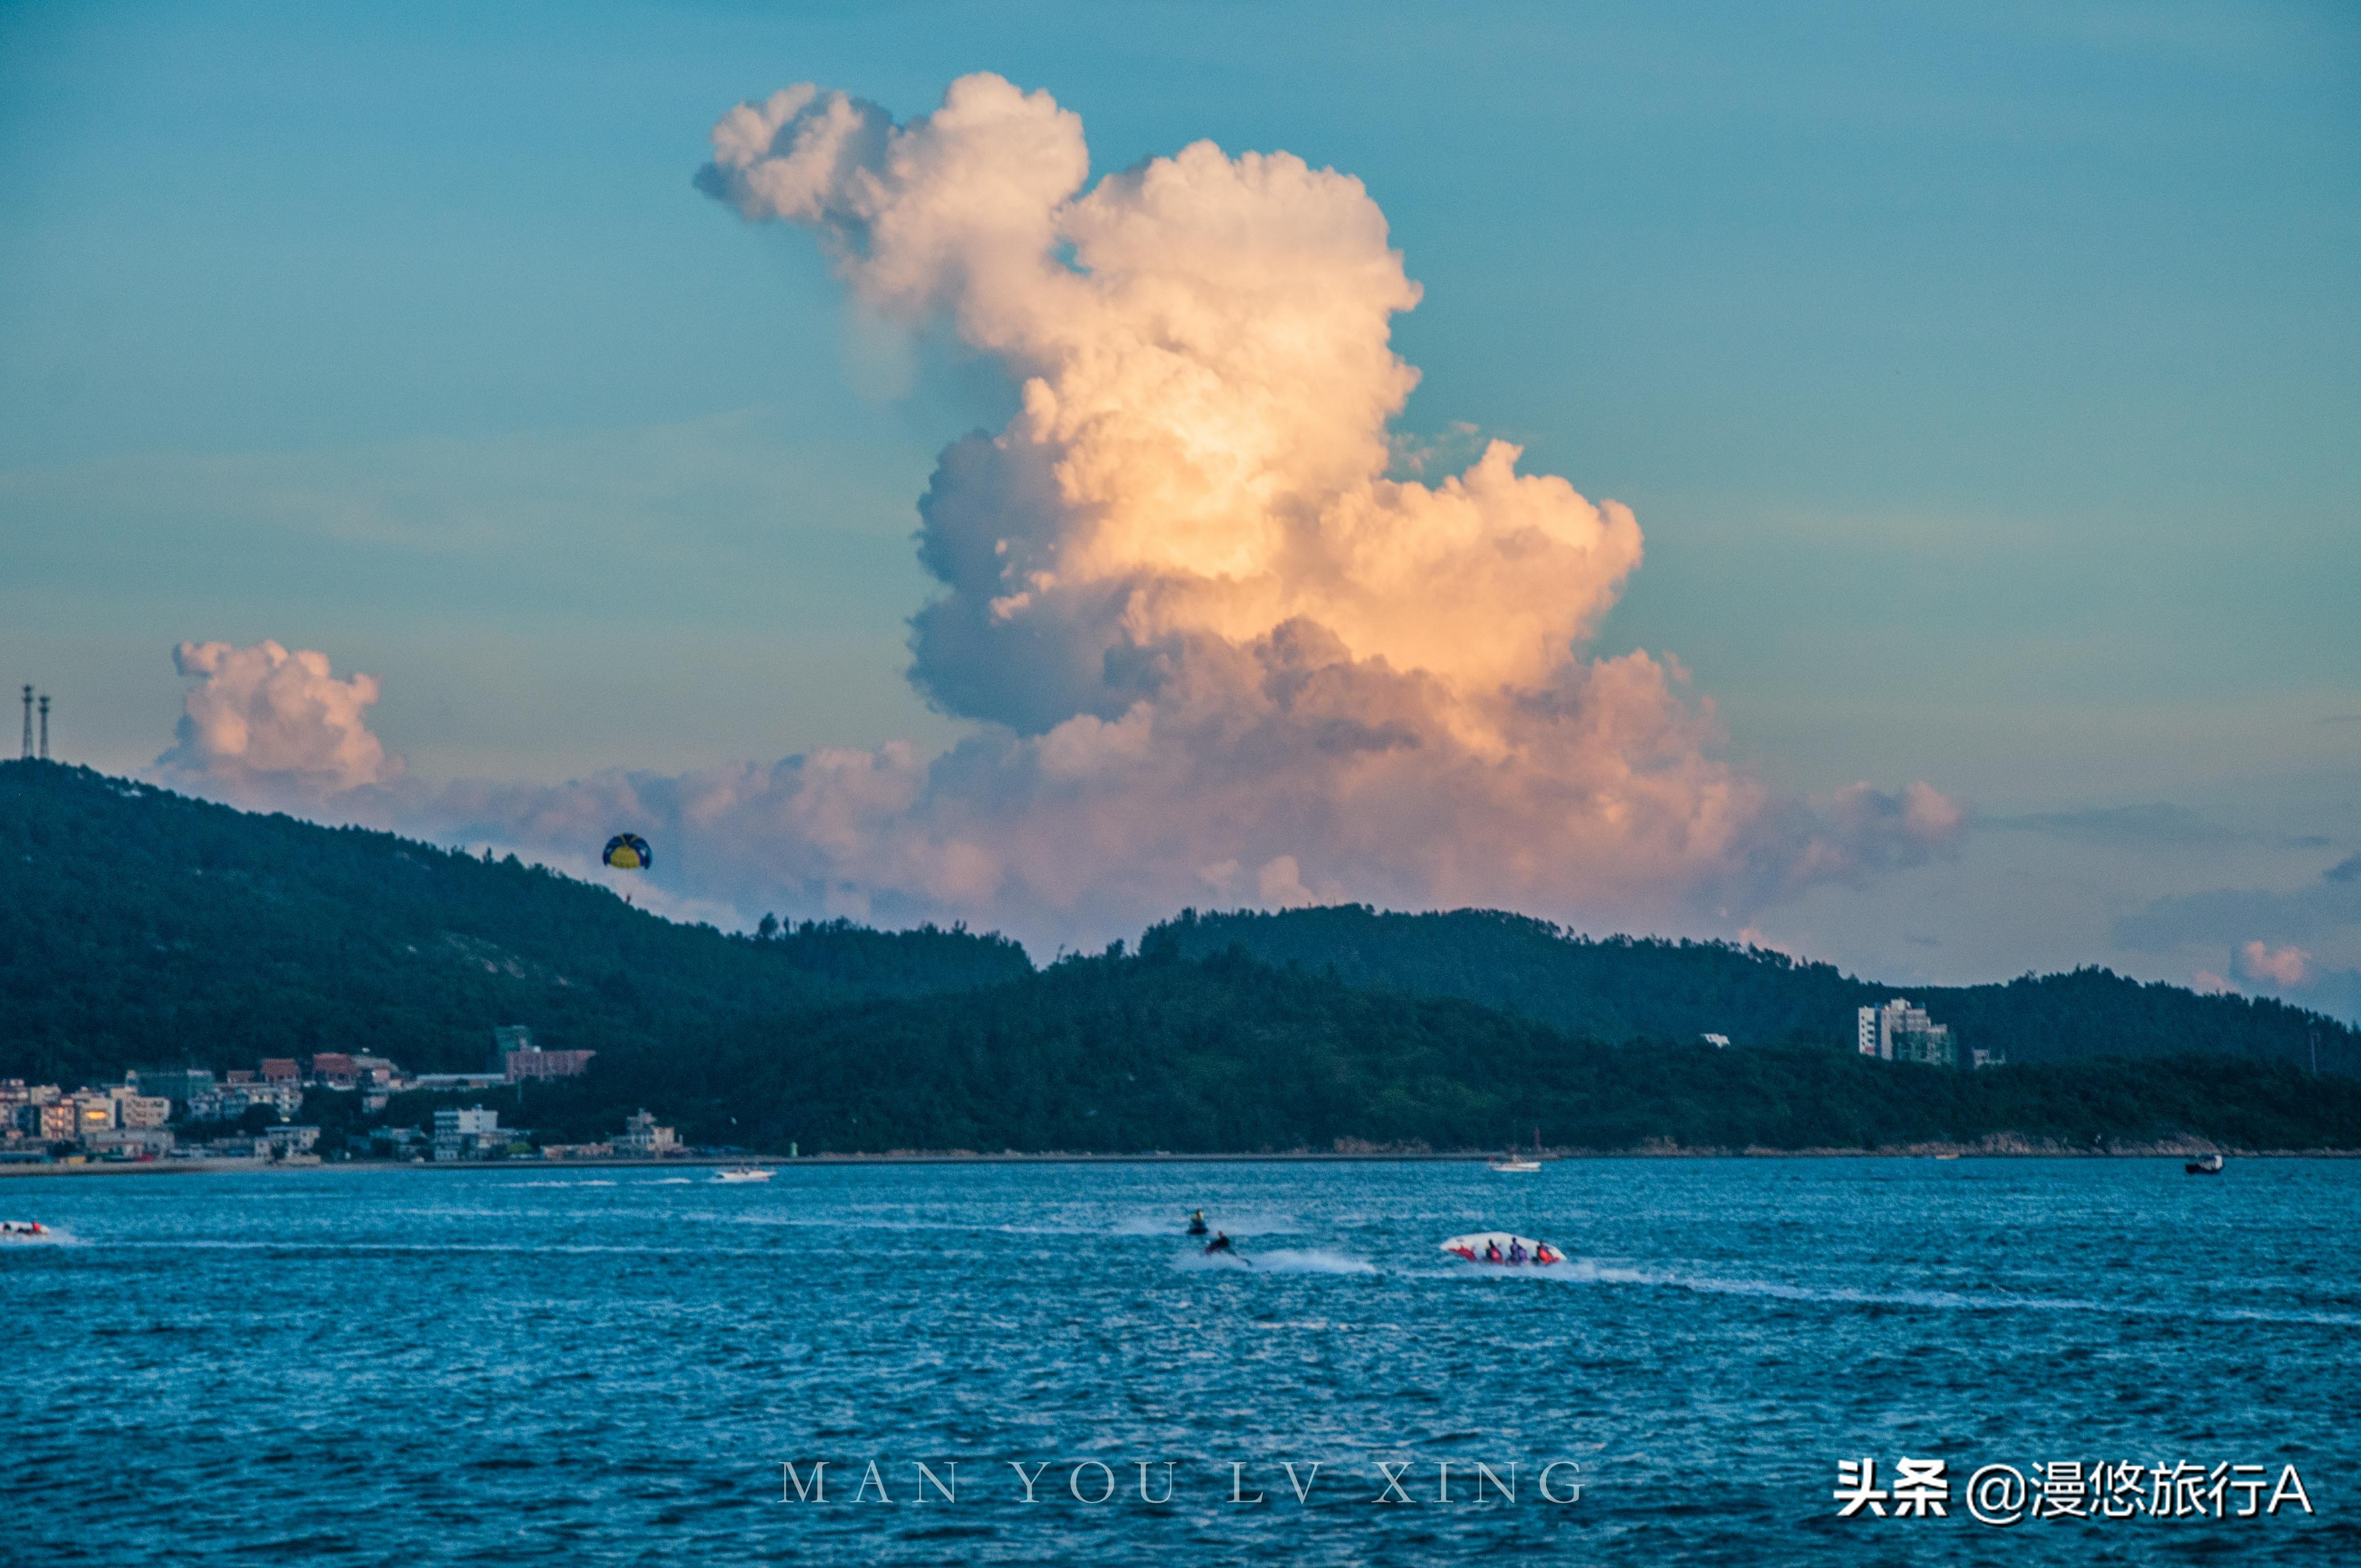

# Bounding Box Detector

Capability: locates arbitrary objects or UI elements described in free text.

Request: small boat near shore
[712,1167,774,1183]
[1489,1128,1545,1172]
[2185,1153,2225,1176]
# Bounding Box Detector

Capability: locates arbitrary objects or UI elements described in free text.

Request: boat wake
[1172,1247,1376,1276]
[1531,1258,2361,1328]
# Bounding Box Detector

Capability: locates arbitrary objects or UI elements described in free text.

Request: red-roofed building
[260,1059,299,1086]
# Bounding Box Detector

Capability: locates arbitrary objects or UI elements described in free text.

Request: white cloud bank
[152,76,1960,947]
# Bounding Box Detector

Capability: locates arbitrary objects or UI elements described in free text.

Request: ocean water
[2,1158,2352,1565]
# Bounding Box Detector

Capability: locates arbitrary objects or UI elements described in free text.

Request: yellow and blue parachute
[601,833,652,871]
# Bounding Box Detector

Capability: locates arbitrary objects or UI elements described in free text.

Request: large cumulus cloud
[152,76,1959,948]
[157,639,399,806]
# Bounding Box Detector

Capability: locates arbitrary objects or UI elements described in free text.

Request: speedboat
[0,1220,48,1237]
[1441,1231,1562,1266]
[1488,1156,1541,1173]
[713,1167,774,1183]
[2185,1153,2225,1175]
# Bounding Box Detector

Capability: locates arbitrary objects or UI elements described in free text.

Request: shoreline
[6,1144,2358,1177]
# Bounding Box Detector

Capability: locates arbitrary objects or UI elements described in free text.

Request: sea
[3,1157,2352,1566]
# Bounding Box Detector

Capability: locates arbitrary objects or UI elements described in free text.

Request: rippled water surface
[4,1158,2353,1565]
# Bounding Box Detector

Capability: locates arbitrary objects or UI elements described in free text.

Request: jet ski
[1440,1231,1561,1266]
[1186,1209,1210,1236]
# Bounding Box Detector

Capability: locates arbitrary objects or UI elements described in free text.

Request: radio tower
[38,694,48,760]
[18,686,28,761]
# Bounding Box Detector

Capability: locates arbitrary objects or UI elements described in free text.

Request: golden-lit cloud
[150,76,1958,947]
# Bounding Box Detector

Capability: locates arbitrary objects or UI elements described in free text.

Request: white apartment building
[1856,999,1956,1066]
[433,1105,503,1161]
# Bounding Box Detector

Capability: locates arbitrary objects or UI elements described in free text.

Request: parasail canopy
[601,832,652,871]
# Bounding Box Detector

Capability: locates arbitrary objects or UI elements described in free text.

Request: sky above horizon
[3,1,2356,1014]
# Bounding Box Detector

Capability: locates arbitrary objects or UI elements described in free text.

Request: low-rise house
[266,1124,321,1157]
[615,1109,679,1157]
[433,1105,503,1161]
[540,1142,615,1160]
[259,1059,300,1086]
[308,1053,359,1089]
[84,1128,174,1159]
[188,1083,304,1122]
[409,1073,507,1091]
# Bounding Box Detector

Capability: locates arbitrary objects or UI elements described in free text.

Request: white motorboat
[1489,1128,1546,1171]
[712,1166,774,1183]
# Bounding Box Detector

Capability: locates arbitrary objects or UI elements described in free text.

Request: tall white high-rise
[1856,999,1954,1065]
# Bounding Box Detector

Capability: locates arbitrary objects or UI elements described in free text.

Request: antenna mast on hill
[18,686,28,760]
[37,694,48,760]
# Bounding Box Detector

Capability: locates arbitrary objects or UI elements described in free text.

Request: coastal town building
[85,1127,175,1158]
[616,1110,679,1157]
[266,1124,322,1158]
[433,1105,504,1161]
[1856,999,1956,1067]
[308,1053,359,1089]
[491,1025,595,1083]
[110,1087,173,1128]
[131,1068,216,1110]
[188,1082,305,1122]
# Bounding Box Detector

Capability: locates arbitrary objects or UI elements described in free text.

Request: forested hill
[6,759,2355,1155]
[0,762,1030,1086]
[535,946,2361,1155]
[1141,906,2359,1076]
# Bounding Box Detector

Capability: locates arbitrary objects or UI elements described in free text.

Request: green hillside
[0,761,1030,1087]
[1142,906,2359,1075]
[522,944,2361,1155]
[6,759,2358,1155]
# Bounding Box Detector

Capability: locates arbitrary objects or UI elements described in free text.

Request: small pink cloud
[2233,941,2311,988]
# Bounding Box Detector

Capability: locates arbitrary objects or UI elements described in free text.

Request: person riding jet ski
[1186,1209,1209,1236]
[1203,1232,1234,1256]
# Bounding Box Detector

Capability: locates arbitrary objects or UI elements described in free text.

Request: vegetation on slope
[1143,906,2358,1074]
[0,762,1030,1086]
[519,944,2361,1154]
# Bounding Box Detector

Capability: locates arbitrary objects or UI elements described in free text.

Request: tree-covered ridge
[1142,906,2358,1075]
[525,945,2361,1155]
[0,761,1031,1086]
[7,759,2358,1156]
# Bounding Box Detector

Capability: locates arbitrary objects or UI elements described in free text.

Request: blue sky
[3,1,2356,1004]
